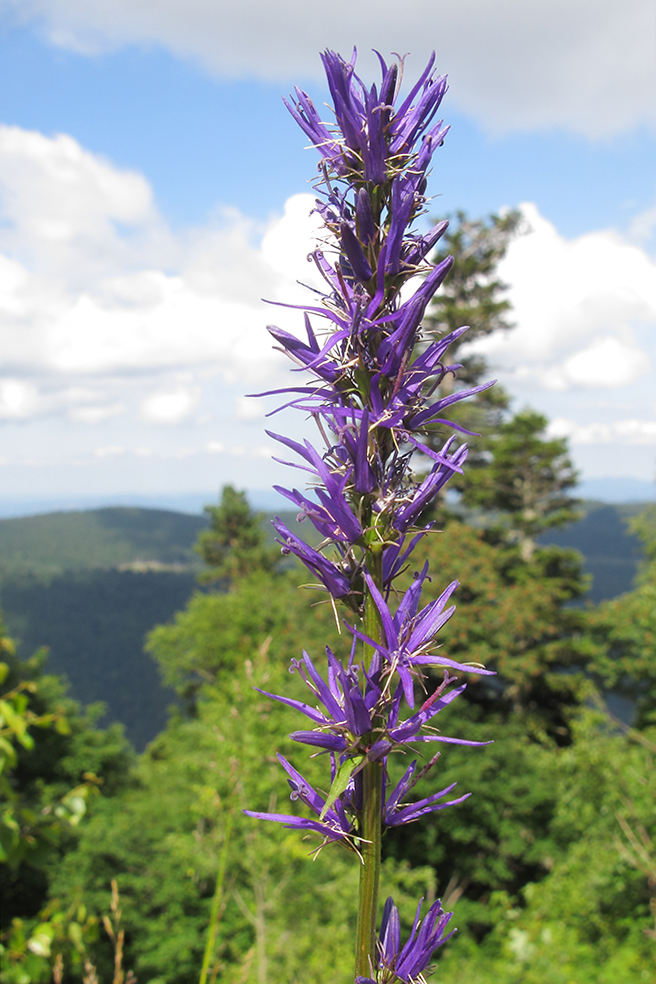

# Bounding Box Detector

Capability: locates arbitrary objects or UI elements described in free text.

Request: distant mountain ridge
[0,507,209,577]
[576,477,656,503]
[0,476,652,521]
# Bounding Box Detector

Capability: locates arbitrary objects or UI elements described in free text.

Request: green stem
[354,758,383,979]
[199,805,234,984]
[354,545,384,980]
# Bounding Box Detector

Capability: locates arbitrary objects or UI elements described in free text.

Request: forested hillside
[2,488,654,984]
[540,500,646,602]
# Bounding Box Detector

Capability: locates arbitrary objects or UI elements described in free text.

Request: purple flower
[348,570,494,707]
[356,895,455,983]
[272,517,353,598]
[257,648,378,754]
[384,760,470,826]
[243,753,354,843]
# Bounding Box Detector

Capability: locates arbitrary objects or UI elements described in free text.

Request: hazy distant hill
[0,507,209,577]
[0,502,647,749]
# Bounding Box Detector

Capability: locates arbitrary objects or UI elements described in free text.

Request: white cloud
[260,195,324,288]
[5,0,655,137]
[68,403,124,423]
[470,202,656,390]
[0,122,653,487]
[548,417,656,445]
[0,126,166,283]
[235,395,267,421]
[0,126,324,420]
[0,379,40,418]
[561,337,649,389]
[140,386,200,424]
[94,445,124,457]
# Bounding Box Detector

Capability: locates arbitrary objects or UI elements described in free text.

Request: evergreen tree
[422,209,521,454]
[462,410,580,560]
[196,486,279,584]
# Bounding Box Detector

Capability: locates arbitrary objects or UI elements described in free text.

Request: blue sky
[0,0,654,508]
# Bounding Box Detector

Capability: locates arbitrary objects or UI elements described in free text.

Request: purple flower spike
[248,50,495,973]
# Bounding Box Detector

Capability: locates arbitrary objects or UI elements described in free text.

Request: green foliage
[384,703,561,902]
[395,519,589,732]
[0,621,134,984]
[50,647,437,984]
[0,637,133,925]
[630,503,656,573]
[0,641,92,874]
[1,896,100,984]
[435,711,656,983]
[196,486,280,584]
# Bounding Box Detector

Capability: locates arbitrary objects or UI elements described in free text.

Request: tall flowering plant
[245,49,494,983]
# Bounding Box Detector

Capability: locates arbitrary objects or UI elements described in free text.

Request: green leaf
[54,716,70,736]
[27,923,55,958]
[0,735,18,771]
[319,754,365,820]
[0,700,27,739]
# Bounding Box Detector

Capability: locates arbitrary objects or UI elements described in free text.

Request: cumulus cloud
[0,124,324,423]
[548,417,656,445]
[5,0,655,137]
[0,125,167,282]
[560,337,649,389]
[140,386,200,424]
[470,202,656,390]
[0,379,40,418]
[0,122,654,487]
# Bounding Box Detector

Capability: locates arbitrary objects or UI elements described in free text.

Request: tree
[196,486,279,585]
[0,620,133,982]
[461,410,580,561]
[0,621,133,918]
[422,209,522,454]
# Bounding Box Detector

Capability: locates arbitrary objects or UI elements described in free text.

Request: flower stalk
[355,757,383,977]
[244,48,494,983]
